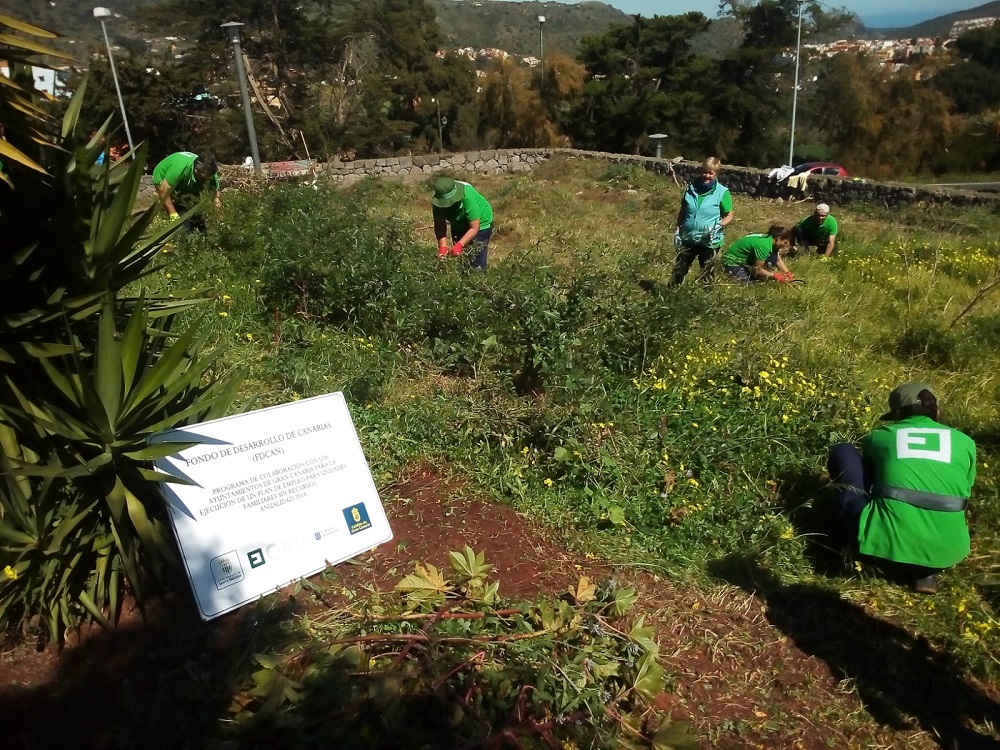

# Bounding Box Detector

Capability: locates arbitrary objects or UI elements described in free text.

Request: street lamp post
[788,0,805,167]
[537,15,545,73]
[93,7,134,157]
[649,133,668,159]
[221,21,262,174]
[432,97,443,153]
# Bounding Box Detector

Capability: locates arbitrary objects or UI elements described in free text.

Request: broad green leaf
[0,14,60,39]
[652,719,699,750]
[94,295,123,427]
[77,591,113,631]
[0,137,46,174]
[633,652,665,701]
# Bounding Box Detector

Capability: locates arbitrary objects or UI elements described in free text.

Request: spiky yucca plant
[0,15,244,641]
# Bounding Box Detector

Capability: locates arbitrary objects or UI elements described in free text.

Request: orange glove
[451,240,464,257]
[773,272,790,283]
[437,244,449,258]
[785,271,796,281]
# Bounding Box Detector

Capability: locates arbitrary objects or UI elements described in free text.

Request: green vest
[858,415,976,568]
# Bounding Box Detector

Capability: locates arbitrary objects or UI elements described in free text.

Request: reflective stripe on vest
[873,485,968,512]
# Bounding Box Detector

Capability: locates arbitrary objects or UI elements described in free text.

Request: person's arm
[752,259,773,279]
[453,218,481,252]
[719,190,734,228]
[776,255,791,274]
[824,235,836,256]
[157,179,178,217]
[434,213,449,249]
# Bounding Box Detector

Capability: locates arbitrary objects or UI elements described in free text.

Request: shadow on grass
[0,593,303,749]
[773,467,854,578]
[709,553,1000,750]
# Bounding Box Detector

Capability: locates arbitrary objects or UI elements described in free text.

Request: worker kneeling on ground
[826,382,977,594]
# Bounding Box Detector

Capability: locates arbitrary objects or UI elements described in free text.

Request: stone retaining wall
[314,148,998,209]
[146,148,1000,210]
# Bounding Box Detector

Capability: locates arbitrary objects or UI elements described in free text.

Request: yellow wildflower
[4,565,17,581]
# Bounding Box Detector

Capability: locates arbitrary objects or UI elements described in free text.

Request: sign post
[151,392,392,619]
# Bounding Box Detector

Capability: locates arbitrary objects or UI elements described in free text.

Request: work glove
[437,244,449,258]
[451,241,464,257]
[673,230,683,249]
[773,272,791,283]
[169,212,180,221]
[708,223,723,246]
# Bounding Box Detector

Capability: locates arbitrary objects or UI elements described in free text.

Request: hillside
[431,0,629,55]
[860,0,1000,37]
[2,0,630,58]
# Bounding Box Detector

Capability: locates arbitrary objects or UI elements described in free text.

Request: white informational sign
[150,392,392,620]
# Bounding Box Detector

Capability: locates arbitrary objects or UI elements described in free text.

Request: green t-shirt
[796,214,838,245]
[722,234,773,268]
[152,151,221,198]
[432,181,493,235]
[858,415,976,568]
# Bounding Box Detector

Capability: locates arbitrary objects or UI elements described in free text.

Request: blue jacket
[679,182,729,248]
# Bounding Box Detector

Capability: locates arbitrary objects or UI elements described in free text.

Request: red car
[791,162,850,178]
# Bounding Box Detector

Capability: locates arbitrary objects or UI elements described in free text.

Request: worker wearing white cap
[792,202,838,256]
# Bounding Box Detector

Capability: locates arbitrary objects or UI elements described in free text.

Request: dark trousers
[792,226,831,255]
[671,244,716,285]
[826,443,939,579]
[827,443,870,542]
[454,227,492,270]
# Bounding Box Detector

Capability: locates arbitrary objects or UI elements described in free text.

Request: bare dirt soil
[2,465,998,749]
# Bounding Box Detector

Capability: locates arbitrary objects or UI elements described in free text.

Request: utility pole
[221,21,262,174]
[788,0,805,167]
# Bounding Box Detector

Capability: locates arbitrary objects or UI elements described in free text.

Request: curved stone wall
[311,148,999,209]
[144,148,997,210]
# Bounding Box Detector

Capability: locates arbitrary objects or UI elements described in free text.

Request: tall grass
[159,157,1000,685]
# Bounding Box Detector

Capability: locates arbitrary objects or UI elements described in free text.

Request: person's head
[881,381,939,421]
[814,202,830,220]
[698,157,721,184]
[766,224,793,250]
[193,155,218,184]
[431,176,465,208]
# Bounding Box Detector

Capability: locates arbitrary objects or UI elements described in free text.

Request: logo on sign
[210,551,245,590]
[247,548,266,569]
[343,503,372,535]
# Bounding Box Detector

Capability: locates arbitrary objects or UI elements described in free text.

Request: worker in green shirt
[431,176,494,270]
[826,382,977,594]
[152,151,222,221]
[721,226,796,283]
[793,202,838,256]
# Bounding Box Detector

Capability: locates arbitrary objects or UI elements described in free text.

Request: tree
[710,0,800,166]
[810,52,956,177]
[567,13,715,155]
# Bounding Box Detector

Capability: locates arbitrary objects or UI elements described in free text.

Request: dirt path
[1,465,997,748]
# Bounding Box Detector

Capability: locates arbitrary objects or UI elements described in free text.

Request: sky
[506,1,990,28]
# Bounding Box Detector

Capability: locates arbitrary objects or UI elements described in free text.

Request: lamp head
[220,21,245,44]
[93,7,112,19]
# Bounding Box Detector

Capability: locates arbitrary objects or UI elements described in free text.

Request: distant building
[950,17,997,36]
[0,63,70,96]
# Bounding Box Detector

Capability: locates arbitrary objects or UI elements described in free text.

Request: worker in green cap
[826,381,977,594]
[431,176,494,270]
